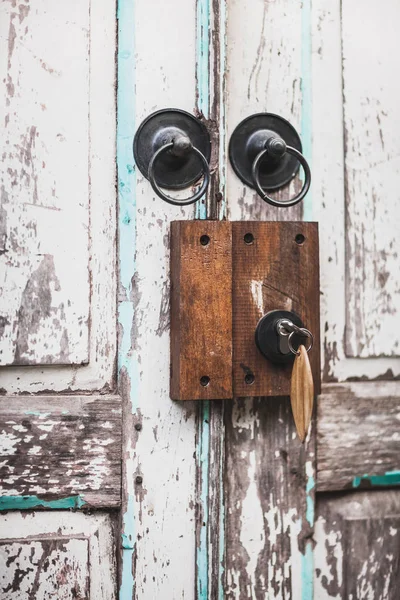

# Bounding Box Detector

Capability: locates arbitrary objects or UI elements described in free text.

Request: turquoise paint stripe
[0,495,86,511]
[195,0,210,220]
[301,539,313,600]
[305,473,315,527]
[195,0,212,597]
[300,4,314,596]
[117,0,137,597]
[352,471,400,488]
[217,5,227,594]
[196,0,210,117]
[301,0,313,221]
[196,401,210,600]
[218,0,227,221]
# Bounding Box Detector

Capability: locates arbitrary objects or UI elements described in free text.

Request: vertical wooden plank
[226,0,304,222]
[232,221,320,398]
[342,0,400,358]
[225,397,315,597]
[170,221,232,401]
[225,1,316,597]
[194,1,228,599]
[118,0,199,598]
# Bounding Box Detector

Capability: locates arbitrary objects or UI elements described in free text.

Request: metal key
[276,319,314,442]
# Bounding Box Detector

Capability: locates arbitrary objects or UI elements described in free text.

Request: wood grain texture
[314,490,400,599]
[225,396,315,597]
[343,0,400,359]
[232,221,320,397]
[0,0,117,391]
[0,396,121,508]
[0,512,117,599]
[0,0,90,366]
[317,382,400,492]
[170,220,232,400]
[291,345,314,442]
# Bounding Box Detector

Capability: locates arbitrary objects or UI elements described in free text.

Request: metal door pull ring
[251,142,311,208]
[148,141,210,206]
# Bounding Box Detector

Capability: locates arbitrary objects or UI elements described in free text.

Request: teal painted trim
[196,0,210,117]
[301,0,313,221]
[352,471,400,488]
[195,0,212,597]
[301,538,313,600]
[0,495,86,511]
[195,0,210,219]
[196,400,210,600]
[218,0,227,222]
[117,0,137,597]
[300,4,314,595]
[217,4,227,593]
[305,473,315,527]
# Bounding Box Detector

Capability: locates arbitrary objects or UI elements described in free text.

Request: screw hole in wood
[295,233,305,245]
[244,232,254,245]
[245,372,255,385]
[200,375,210,387]
[200,234,210,246]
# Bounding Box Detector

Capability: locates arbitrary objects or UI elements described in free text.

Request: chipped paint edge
[0,495,87,511]
[301,0,313,221]
[352,470,400,489]
[117,0,137,597]
[195,0,212,596]
[301,4,314,596]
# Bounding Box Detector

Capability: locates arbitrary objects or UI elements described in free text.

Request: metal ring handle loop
[148,142,210,206]
[288,328,314,356]
[251,145,311,207]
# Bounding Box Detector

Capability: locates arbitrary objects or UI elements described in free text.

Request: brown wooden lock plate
[170,221,320,400]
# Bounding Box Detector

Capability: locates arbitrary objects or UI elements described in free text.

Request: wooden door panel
[0,512,117,599]
[342,0,400,358]
[315,490,400,599]
[313,0,400,381]
[0,0,90,366]
[0,0,116,390]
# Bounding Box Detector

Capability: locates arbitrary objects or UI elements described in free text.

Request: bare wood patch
[0,395,121,508]
[317,382,400,492]
[224,396,315,597]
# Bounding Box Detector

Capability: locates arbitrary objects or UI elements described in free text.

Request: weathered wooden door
[1,0,400,598]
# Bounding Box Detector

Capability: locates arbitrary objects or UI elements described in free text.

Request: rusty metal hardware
[228,113,311,207]
[133,108,211,206]
[255,309,313,364]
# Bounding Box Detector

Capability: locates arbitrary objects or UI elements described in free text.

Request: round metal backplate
[229,113,302,191]
[255,310,304,364]
[133,109,211,190]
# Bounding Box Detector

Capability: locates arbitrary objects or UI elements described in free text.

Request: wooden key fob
[290,345,314,442]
